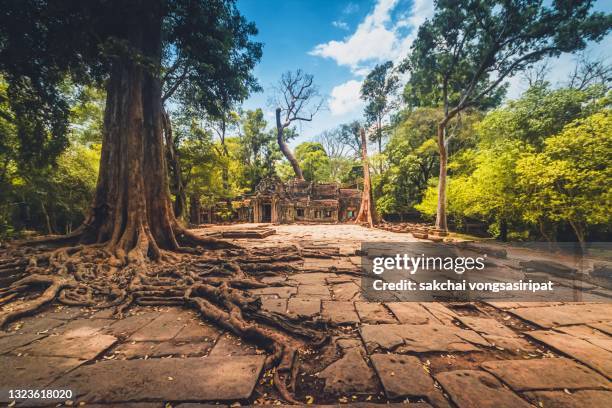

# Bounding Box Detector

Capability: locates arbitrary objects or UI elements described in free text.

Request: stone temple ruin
[235,178,361,223]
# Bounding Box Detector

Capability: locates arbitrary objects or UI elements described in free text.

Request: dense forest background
[0,2,610,246]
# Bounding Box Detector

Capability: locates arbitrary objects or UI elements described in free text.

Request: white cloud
[332,20,350,30]
[328,79,365,116]
[310,0,433,74]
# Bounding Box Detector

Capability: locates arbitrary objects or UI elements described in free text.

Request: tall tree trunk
[69,4,228,264]
[162,108,186,219]
[40,201,53,235]
[275,108,303,180]
[435,122,448,231]
[355,128,378,227]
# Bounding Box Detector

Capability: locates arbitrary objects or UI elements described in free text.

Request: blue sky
[237,0,612,146]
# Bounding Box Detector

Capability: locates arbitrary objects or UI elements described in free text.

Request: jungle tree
[273,70,324,180]
[404,0,611,231]
[0,2,319,401]
[361,61,400,155]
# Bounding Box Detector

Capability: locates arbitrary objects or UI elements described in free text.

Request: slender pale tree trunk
[355,128,378,227]
[275,108,304,180]
[435,122,449,231]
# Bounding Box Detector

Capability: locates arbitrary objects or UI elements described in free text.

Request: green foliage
[294,142,331,183]
[515,111,612,243]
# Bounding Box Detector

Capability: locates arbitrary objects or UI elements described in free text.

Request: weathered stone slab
[355,302,397,324]
[589,321,612,336]
[555,325,612,352]
[18,330,117,360]
[0,332,43,355]
[53,318,113,337]
[524,390,612,408]
[153,339,214,358]
[331,282,362,301]
[129,310,190,341]
[486,301,564,309]
[481,358,610,391]
[322,301,360,325]
[209,333,258,357]
[386,302,436,325]
[318,348,378,394]
[287,297,321,317]
[5,315,65,335]
[526,330,612,378]
[261,298,288,314]
[221,228,275,238]
[435,370,532,408]
[298,284,331,298]
[480,335,530,352]
[0,355,83,402]
[508,304,612,328]
[173,319,221,342]
[113,341,158,359]
[420,302,459,325]
[360,323,487,353]
[104,312,159,337]
[288,272,334,285]
[48,356,265,402]
[249,286,297,299]
[370,354,449,407]
[457,316,518,338]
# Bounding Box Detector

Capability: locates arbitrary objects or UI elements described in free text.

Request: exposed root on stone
[0,238,328,404]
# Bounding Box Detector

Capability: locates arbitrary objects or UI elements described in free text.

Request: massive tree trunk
[355,128,378,227]
[275,108,304,180]
[435,122,449,232]
[67,5,228,264]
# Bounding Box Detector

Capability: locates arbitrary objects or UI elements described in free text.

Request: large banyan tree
[0,1,322,401]
[1,0,262,261]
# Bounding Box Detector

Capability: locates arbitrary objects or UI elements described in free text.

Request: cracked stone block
[249,286,297,299]
[526,330,612,378]
[370,354,450,408]
[17,329,117,360]
[508,304,612,328]
[481,358,610,391]
[287,297,321,317]
[318,348,378,394]
[322,301,360,325]
[52,318,113,337]
[554,325,612,351]
[331,282,362,301]
[360,323,487,353]
[114,341,158,359]
[173,319,222,342]
[129,310,191,341]
[0,355,84,402]
[0,332,46,355]
[524,390,612,408]
[48,356,265,402]
[288,272,335,285]
[456,316,518,338]
[298,284,331,299]
[261,298,288,314]
[386,302,437,325]
[152,339,214,358]
[355,302,397,324]
[5,315,65,336]
[588,321,612,336]
[420,302,459,325]
[209,333,258,357]
[104,312,159,337]
[435,370,532,408]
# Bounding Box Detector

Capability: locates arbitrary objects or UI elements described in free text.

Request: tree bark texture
[435,122,448,231]
[275,108,304,180]
[355,128,378,227]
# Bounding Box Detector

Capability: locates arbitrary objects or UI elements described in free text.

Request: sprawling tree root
[0,241,327,404]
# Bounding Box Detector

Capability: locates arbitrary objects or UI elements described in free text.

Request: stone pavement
[1,224,611,407]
